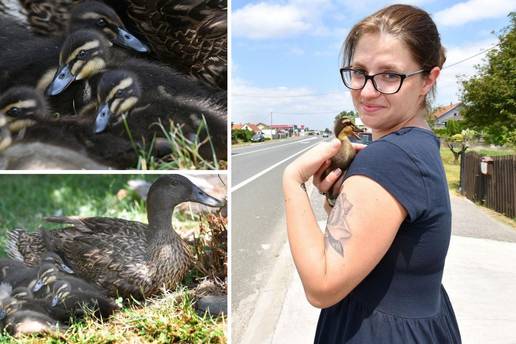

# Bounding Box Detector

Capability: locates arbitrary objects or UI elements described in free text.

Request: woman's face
[350,32,438,136]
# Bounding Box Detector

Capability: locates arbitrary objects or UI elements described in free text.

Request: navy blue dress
[314,127,461,343]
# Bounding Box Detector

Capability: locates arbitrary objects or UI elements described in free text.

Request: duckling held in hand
[6,175,226,299]
[326,118,363,175]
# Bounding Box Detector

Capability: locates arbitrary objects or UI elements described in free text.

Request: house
[256,123,269,131]
[231,123,260,133]
[432,103,463,128]
[232,123,244,130]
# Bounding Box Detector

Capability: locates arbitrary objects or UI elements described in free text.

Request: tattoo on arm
[324,193,353,257]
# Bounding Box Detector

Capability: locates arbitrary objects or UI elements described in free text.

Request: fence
[460,151,516,218]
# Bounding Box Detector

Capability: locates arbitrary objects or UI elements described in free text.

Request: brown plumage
[6,175,225,299]
[119,0,227,89]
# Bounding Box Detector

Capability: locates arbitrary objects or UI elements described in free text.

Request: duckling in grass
[49,279,119,321]
[0,287,66,336]
[0,252,73,290]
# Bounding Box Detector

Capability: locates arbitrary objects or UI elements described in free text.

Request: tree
[460,12,516,146]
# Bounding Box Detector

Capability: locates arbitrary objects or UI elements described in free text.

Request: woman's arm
[283,142,406,308]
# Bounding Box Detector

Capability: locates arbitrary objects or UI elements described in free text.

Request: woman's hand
[313,143,368,198]
[283,139,342,185]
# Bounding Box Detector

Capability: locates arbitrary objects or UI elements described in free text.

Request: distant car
[250,133,265,142]
[322,132,330,138]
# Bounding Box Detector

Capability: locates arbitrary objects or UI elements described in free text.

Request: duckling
[0,252,73,290]
[0,290,66,336]
[0,87,149,169]
[118,0,227,89]
[1,2,147,112]
[326,117,362,174]
[46,29,226,109]
[0,86,50,137]
[67,1,148,53]
[18,0,148,53]
[93,69,227,161]
[0,86,93,140]
[6,175,225,299]
[48,279,119,320]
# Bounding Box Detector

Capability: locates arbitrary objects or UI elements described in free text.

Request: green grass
[440,146,461,193]
[0,175,227,343]
[132,118,226,170]
[0,289,226,343]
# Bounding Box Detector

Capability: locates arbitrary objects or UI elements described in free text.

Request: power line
[441,43,499,70]
[232,43,499,99]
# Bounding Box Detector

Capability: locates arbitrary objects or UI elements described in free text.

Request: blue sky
[231,0,516,130]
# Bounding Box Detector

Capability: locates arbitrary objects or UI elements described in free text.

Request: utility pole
[270,112,273,140]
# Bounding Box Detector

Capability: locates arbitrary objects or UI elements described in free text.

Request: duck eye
[115,90,124,98]
[78,50,87,59]
[96,18,107,27]
[7,107,21,117]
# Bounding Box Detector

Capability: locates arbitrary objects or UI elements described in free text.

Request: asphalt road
[231,136,323,343]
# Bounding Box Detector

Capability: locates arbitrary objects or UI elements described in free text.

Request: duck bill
[51,295,60,307]
[59,263,74,274]
[191,185,225,208]
[32,279,45,292]
[0,308,6,321]
[115,27,149,53]
[46,64,75,96]
[95,103,112,134]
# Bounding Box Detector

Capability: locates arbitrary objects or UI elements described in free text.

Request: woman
[283,4,461,343]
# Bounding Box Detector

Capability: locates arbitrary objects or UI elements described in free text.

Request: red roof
[232,123,243,130]
[246,123,259,132]
[432,103,461,119]
[271,124,292,129]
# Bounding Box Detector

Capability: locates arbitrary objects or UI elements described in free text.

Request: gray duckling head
[46,30,111,96]
[68,1,149,53]
[0,87,50,134]
[94,69,142,133]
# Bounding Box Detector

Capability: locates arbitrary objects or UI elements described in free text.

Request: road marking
[231,141,319,192]
[232,137,319,157]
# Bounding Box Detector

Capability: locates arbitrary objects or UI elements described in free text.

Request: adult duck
[102,0,227,90]
[6,175,225,299]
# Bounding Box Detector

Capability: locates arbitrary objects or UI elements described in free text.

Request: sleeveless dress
[314,127,461,343]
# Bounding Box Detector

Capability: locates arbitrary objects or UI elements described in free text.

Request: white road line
[231,141,319,192]
[232,137,319,157]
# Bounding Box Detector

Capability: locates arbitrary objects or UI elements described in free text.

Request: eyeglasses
[339,68,428,94]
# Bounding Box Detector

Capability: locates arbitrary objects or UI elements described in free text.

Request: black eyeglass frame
[339,67,430,94]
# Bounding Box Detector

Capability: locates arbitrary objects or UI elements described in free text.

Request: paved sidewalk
[270,194,516,344]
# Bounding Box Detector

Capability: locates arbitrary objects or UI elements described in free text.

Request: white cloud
[232,0,332,39]
[231,79,354,130]
[434,38,498,106]
[434,0,515,27]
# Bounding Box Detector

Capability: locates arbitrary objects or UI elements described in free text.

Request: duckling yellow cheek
[71,60,84,76]
[77,58,106,80]
[119,97,138,114]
